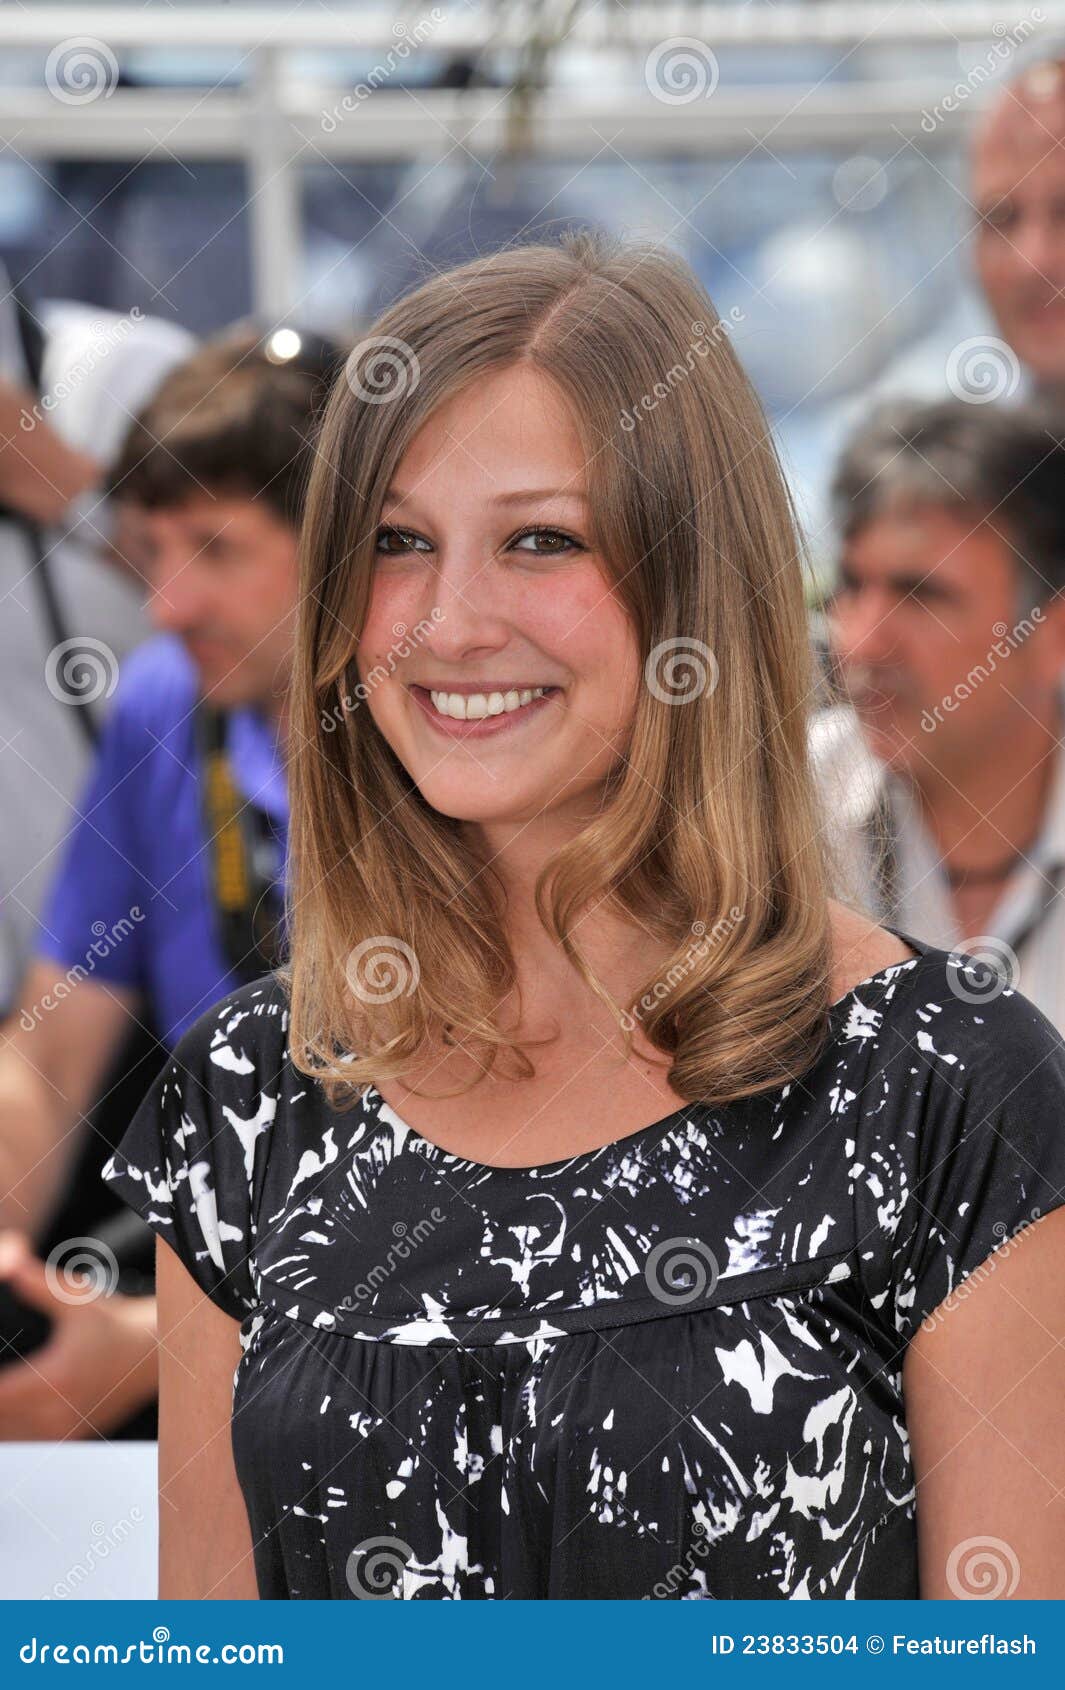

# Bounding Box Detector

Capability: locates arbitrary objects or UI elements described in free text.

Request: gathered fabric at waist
[249,1246,855,1346]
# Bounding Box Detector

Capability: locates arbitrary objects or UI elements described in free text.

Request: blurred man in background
[0,263,193,1007]
[971,42,1065,400]
[812,32,1065,552]
[0,324,340,1438]
[818,398,1065,1029]
[808,39,1065,1005]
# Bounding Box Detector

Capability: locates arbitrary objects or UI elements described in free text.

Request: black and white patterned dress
[102,925,1065,1599]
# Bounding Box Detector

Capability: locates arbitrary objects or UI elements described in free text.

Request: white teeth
[427,686,549,721]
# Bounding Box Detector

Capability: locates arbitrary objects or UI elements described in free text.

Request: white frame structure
[0,3,1061,315]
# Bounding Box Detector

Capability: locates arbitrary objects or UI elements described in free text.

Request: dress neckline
[363,925,930,1179]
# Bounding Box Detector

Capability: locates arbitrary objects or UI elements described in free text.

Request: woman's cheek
[359,582,425,663]
[513,565,617,649]
[365,572,417,624]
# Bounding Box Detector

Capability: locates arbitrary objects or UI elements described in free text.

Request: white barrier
[0,1441,157,1600]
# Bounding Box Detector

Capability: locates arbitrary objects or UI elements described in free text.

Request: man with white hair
[812,33,1065,1023]
[970,35,1065,399]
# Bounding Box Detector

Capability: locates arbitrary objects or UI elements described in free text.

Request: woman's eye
[374,526,430,557]
[510,527,582,556]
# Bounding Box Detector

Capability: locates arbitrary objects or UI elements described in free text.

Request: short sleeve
[856,974,1065,1348]
[100,984,282,1320]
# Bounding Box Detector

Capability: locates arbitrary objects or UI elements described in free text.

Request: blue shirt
[35,634,287,1047]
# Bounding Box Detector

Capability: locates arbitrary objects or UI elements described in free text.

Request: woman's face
[355,362,642,828]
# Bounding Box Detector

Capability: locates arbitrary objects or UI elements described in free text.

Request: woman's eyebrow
[380,490,591,513]
[490,488,589,504]
[383,487,588,506]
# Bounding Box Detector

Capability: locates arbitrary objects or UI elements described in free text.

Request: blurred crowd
[3,42,1065,1441]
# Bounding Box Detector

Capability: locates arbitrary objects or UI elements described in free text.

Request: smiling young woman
[104,229,1065,1601]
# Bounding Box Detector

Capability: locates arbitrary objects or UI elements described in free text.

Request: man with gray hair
[817,397,1065,1029]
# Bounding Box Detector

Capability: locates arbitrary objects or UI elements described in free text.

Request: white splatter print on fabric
[102,927,1065,1599]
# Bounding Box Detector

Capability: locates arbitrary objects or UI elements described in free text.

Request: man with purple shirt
[33,631,288,1048]
[0,324,340,1438]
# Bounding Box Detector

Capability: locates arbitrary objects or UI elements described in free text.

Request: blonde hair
[283,227,835,1111]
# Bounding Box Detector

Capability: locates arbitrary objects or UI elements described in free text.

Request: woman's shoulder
[825,907,1065,1081]
[822,927,1065,1219]
[827,908,918,1004]
[102,973,295,1321]
[171,970,292,1083]
[835,939,1065,1345]
[851,932,1065,1083]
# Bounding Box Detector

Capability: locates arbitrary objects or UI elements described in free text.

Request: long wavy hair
[283,227,836,1111]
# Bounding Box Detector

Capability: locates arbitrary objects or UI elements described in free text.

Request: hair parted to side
[283,226,836,1112]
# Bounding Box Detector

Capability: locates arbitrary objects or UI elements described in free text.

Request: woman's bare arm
[905,1204,1065,1598]
[155,1235,259,1599]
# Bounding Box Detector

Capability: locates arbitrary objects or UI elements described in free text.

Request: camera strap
[196,702,286,983]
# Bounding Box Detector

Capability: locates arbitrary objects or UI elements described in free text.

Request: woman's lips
[409,685,561,739]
